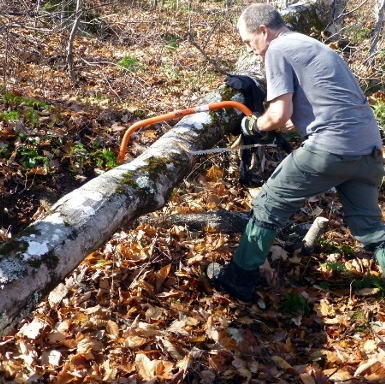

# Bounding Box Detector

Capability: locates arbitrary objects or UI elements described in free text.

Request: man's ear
[259,24,268,35]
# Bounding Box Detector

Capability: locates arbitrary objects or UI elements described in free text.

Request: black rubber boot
[207,261,259,302]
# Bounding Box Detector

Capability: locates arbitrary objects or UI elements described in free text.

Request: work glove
[241,113,276,143]
[241,113,260,136]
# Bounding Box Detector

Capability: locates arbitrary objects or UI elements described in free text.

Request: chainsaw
[117,101,289,163]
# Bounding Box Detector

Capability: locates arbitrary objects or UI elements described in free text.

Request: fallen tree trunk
[0,87,250,337]
[139,210,251,233]
[0,0,331,337]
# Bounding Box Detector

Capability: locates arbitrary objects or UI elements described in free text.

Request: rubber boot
[208,219,277,301]
[374,244,385,277]
[209,261,260,301]
[232,219,277,270]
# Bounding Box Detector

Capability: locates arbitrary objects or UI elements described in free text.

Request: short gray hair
[238,4,285,33]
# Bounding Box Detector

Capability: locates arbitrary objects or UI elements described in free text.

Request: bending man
[212,3,385,301]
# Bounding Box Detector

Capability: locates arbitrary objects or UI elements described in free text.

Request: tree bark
[301,216,330,255]
[138,210,250,233]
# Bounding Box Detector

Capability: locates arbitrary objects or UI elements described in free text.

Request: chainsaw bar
[190,143,276,155]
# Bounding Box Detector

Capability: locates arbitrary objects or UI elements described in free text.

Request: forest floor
[1,1,385,383]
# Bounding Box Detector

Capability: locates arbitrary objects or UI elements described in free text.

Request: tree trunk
[138,210,250,233]
[0,84,249,337]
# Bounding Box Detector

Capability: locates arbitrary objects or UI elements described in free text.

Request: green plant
[0,110,20,121]
[353,274,385,296]
[3,92,47,110]
[164,33,180,50]
[42,0,76,14]
[351,309,365,322]
[25,109,40,129]
[91,148,117,168]
[69,143,89,173]
[324,261,349,275]
[118,55,141,72]
[372,100,385,131]
[319,239,355,256]
[18,142,49,169]
[279,292,312,314]
[345,26,371,45]
[0,144,10,159]
[1,92,50,129]
[163,64,180,80]
[133,108,146,118]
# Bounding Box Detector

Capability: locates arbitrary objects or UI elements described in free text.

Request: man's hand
[241,113,276,143]
[241,113,260,136]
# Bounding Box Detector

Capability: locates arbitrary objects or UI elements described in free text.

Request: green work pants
[252,143,385,250]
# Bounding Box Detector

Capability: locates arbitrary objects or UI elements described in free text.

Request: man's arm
[257,92,293,131]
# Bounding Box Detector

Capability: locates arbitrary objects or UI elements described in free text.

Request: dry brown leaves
[1,153,385,383]
[1,1,385,383]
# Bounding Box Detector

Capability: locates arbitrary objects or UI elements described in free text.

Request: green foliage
[118,56,141,72]
[164,33,180,50]
[324,261,349,275]
[91,149,117,168]
[43,0,76,13]
[18,138,49,169]
[345,26,371,45]
[279,292,312,314]
[353,274,385,296]
[319,239,355,256]
[3,92,47,110]
[1,92,49,129]
[350,309,369,332]
[372,99,385,131]
[25,109,41,129]
[163,64,180,80]
[0,110,20,121]
[69,142,89,173]
[0,144,10,159]
[351,309,365,322]
[128,108,146,118]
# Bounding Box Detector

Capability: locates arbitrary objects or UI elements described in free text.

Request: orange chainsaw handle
[117,100,252,163]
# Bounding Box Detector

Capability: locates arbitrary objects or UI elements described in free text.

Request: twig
[337,0,370,17]
[188,31,227,75]
[66,3,82,82]
[370,0,385,56]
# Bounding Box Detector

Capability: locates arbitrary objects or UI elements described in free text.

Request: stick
[301,216,329,255]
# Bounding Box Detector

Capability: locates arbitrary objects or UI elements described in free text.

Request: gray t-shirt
[265,32,381,155]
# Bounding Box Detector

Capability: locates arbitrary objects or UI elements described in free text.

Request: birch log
[0,87,249,337]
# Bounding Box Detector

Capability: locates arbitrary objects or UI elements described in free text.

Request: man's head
[237,4,287,59]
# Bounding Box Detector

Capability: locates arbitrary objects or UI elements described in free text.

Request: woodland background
[0,0,385,383]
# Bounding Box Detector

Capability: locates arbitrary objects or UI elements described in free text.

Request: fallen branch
[138,210,250,233]
[301,216,330,255]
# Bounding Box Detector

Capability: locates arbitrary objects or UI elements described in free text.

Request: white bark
[301,217,330,255]
[370,0,385,55]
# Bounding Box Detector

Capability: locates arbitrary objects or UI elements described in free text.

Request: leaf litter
[0,1,385,383]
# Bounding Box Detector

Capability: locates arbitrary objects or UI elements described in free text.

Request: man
[210,3,385,301]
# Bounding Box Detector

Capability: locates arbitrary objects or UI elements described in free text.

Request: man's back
[265,32,381,155]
